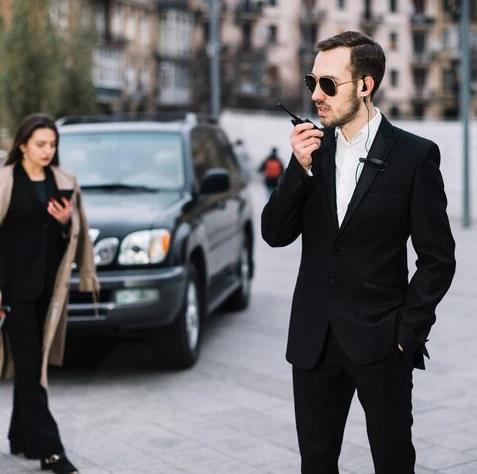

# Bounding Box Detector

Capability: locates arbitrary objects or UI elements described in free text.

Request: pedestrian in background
[233,138,252,184]
[261,31,456,474]
[0,113,99,474]
[258,146,284,196]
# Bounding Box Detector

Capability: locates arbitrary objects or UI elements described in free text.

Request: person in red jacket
[258,147,284,197]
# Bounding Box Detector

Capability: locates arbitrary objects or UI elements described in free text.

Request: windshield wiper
[81,183,159,192]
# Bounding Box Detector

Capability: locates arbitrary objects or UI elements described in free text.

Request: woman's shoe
[41,454,78,474]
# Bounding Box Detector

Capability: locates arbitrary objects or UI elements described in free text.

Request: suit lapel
[338,117,396,233]
[318,127,339,230]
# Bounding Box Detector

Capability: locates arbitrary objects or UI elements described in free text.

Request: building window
[242,23,252,51]
[49,0,69,30]
[125,8,136,41]
[413,69,427,89]
[390,0,398,12]
[389,105,400,118]
[158,10,193,57]
[111,4,123,39]
[267,25,278,44]
[269,0,278,6]
[389,32,398,50]
[158,62,190,105]
[442,29,450,50]
[390,70,399,87]
[93,47,123,89]
[413,0,425,14]
[442,69,456,91]
[140,14,150,47]
[412,31,426,55]
[337,0,345,9]
[413,103,425,119]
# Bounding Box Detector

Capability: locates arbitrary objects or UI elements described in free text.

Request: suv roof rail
[56,112,218,126]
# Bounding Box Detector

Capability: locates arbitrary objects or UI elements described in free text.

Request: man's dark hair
[316,31,386,99]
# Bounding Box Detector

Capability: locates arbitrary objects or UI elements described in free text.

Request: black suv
[57,113,255,368]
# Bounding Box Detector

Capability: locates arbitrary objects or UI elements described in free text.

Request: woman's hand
[47,198,72,226]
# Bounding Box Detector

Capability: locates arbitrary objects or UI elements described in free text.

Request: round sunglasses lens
[304,75,317,93]
[318,77,336,96]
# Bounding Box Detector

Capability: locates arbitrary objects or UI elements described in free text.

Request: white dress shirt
[335,108,382,226]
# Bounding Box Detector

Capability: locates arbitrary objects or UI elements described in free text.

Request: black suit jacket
[0,162,66,301]
[261,116,456,369]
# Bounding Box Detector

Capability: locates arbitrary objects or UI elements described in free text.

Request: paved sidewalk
[0,181,476,473]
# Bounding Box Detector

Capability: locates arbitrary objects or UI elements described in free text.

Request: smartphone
[278,102,319,129]
[53,189,74,206]
[0,305,10,330]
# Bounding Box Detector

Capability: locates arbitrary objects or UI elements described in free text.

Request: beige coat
[0,164,99,387]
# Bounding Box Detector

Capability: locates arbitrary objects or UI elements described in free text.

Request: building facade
[0,0,475,118]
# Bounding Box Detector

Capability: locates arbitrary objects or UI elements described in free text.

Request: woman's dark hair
[5,113,60,166]
[316,31,386,99]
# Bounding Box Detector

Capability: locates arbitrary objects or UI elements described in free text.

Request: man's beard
[319,91,362,129]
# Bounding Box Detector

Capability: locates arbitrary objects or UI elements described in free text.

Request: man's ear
[361,76,375,101]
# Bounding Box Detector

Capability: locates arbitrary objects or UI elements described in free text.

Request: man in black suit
[261,31,456,474]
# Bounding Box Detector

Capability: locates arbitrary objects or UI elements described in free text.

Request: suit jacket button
[328,277,336,285]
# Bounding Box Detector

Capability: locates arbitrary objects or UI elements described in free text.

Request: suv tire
[222,233,252,311]
[151,265,202,369]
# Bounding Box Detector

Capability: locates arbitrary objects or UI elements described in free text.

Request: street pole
[302,1,314,117]
[208,0,221,120]
[460,0,471,227]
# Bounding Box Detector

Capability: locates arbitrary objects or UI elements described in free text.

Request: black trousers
[5,288,64,459]
[292,330,415,474]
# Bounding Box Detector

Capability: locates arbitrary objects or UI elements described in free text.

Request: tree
[0,0,96,135]
[55,0,97,118]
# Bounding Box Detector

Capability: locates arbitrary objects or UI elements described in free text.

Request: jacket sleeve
[397,141,456,354]
[0,221,6,291]
[261,154,318,247]
[73,182,100,295]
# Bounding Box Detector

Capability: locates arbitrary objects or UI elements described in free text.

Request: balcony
[410,13,435,29]
[412,87,433,103]
[359,11,383,31]
[300,8,326,24]
[155,49,191,62]
[410,52,433,68]
[156,0,189,10]
[157,87,191,106]
[235,1,263,23]
[235,46,266,62]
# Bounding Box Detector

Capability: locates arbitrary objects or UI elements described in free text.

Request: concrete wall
[221,109,477,224]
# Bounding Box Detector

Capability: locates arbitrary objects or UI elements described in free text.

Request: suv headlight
[118,229,171,265]
[94,237,119,266]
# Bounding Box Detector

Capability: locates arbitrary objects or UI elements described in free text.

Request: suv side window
[191,128,222,185]
[213,129,240,178]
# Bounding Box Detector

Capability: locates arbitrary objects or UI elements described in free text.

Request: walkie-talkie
[278,102,320,129]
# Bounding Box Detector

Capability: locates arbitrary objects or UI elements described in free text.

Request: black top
[33,179,49,207]
[0,163,67,300]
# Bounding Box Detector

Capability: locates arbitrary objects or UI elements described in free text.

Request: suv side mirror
[200,168,231,194]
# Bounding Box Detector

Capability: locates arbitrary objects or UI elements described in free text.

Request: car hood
[81,190,183,236]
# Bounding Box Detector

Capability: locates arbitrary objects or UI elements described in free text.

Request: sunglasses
[304,74,362,97]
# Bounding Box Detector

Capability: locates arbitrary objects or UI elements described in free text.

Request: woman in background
[0,113,99,474]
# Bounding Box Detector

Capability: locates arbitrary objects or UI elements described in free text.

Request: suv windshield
[59,131,185,190]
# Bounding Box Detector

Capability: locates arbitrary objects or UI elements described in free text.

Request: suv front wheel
[222,232,252,311]
[151,265,202,369]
